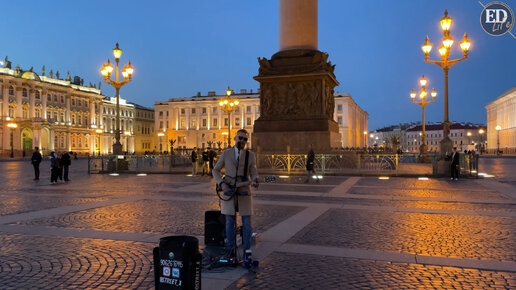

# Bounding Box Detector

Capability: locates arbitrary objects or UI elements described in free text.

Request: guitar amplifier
[204,210,226,246]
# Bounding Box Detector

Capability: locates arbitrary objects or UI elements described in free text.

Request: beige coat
[212,147,259,216]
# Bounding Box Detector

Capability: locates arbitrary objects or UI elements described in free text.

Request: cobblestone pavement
[289,208,516,261]
[228,252,516,289]
[0,160,515,289]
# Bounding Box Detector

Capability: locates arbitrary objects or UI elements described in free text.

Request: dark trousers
[63,165,70,181]
[51,168,59,183]
[451,164,459,179]
[33,163,40,179]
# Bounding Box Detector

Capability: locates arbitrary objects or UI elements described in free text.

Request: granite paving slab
[289,208,516,261]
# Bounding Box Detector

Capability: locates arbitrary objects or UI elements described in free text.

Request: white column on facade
[99,102,104,129]
[42,90,48,119]
[89,99,95,127]
[2,85,9,117]
[15,86,22,118]
[29,89,35,119]
[279,0,318,51]
[66,132,71,151]
[66,96,71,124]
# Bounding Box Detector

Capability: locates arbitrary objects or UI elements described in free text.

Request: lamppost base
[113,142,123,155]
[418,145,431,163]
[440,136,453,157]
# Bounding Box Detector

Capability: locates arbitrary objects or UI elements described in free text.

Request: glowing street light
[7,122,18,158]
[478,128,485,153]
[157,132,165,153]
[421,10,471,155]
[219,86,239,147]
[410,75,436,156]
[100,43,134,154]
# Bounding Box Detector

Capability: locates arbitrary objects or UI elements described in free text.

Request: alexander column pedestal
[253,49,341,153]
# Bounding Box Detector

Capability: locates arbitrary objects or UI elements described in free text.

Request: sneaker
[244,250,252,262]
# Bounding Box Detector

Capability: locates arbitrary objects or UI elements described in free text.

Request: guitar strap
[243,150,249,181]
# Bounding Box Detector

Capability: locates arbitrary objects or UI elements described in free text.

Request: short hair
[236,129,248,136]
[35,147,39,150]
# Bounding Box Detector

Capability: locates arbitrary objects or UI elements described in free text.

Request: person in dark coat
[450,147,460,180]
[305,144,319,183]
[50,152,59,184]
[61,152,72,181]
[201,148,210,176]
[191,147,198,175]
[208,147,217,176]
[31,147,43,180]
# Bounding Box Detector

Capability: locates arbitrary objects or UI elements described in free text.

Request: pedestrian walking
[191,147,198,175]
[50,151,59,184]
[305,144,319,183]
[31,147,42,180]
[202,148,209,176]
[61,151,72,181]
[450,147,460,180]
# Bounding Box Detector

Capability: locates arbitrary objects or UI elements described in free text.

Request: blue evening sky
[1,0,514,130]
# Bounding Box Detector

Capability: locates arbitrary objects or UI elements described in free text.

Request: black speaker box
[204,210,226,246]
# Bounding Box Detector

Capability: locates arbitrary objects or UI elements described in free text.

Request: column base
[113,142,123,155]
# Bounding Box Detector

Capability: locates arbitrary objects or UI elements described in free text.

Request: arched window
[35,91,40,99]
[78,114,82,125]
[35,107,41,118]
[72,113,76,125]
[22,88,27,97]
[8,105,15,118]
[9,86,14,96]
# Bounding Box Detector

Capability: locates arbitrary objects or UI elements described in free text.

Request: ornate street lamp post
[157,132,165,153]
[218,87,239,148]
[421,10,471,156]
[7,122,18,158]
[410,75,437,156]
[95,128,103,156]
[100,43,134,155]
[478,128,485,154]
[495,125,501,155]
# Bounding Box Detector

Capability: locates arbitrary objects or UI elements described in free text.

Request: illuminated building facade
[485,87,516,154]
[155,90,368,149]
[0,59,152,156]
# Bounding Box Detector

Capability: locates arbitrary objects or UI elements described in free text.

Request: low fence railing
[256,153,427,175]
[87,154,191,174]
[88,152,482,177]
